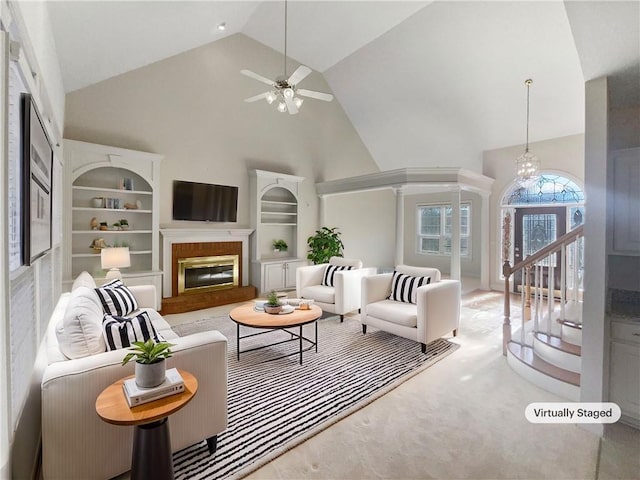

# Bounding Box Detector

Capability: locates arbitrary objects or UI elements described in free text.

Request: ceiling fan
[241,0,333,115]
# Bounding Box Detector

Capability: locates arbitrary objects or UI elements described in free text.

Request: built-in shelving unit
[607,147,640,427]
[249,169,307,294]
[63,140,163,297]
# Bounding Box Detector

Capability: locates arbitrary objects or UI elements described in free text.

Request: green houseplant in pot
[122,339,174,388]
[307,227,344,265]
[264,290,282,314]
[272,239,288,252]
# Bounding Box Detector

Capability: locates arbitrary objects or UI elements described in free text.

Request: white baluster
[521,274,526,345]
[533,263,540,332]
[560,244,566,322]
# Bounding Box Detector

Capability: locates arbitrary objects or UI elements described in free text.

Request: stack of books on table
[122,368,185,407]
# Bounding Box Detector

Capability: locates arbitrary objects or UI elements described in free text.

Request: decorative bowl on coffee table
[264,305,282,314]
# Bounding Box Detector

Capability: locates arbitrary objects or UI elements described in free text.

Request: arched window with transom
[499,173,585,286]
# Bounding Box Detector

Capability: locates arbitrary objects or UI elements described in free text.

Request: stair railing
[502,212,584,355]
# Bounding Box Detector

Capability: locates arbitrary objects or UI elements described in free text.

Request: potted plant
[122,339,175,388]
[264,290,282,314]
[119,219,129,230]
[272,239,288,252]
[306,227,344,264]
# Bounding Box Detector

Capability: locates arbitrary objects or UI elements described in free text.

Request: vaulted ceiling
[48,1,639,172]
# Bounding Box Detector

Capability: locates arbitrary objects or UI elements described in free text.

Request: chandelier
[515,79,540,187]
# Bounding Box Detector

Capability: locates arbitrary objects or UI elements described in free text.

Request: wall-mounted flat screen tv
[172,180,238,222]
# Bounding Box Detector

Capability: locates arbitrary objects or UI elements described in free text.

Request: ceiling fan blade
[240,69,275,86]
[244,92,269,103]
[287,65,312,86]
[284,96,298,115]
[297,89,334,102]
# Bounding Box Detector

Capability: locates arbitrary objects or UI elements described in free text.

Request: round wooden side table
[96,369,198,480]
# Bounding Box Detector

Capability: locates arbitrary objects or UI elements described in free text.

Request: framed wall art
[21,93,53,265]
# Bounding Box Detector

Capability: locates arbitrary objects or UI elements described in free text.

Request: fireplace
[178,254,239,294]
[159,229,257,314]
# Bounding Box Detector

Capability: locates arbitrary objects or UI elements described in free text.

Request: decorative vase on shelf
[91,197,103,208]
[135,359,166,388]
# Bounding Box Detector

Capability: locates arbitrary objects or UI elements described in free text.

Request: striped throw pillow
[102,311,164,351]
[388,271,431,304]
[95,279,138,316]
[322,264,353,287]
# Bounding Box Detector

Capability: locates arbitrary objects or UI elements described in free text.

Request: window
[418,203,470,256]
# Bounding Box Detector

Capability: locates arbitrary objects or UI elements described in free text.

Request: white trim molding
[159,228,254,297]
[316,167,494,198]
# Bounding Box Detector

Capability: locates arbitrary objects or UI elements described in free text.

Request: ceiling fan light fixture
[240,0,333,115]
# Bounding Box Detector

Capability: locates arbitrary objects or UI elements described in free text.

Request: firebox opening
[178,254,239,294]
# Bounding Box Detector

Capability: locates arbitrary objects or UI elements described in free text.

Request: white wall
[0,1,65,478]
[64,33,380,268]
[322,189,396,268]
[483,134,585,290]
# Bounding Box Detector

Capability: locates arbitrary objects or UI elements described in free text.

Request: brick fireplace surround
[160,228,256,314]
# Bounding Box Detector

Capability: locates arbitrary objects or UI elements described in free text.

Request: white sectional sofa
[41,273,228,480]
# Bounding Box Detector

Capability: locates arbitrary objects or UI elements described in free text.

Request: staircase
[502,218,584,401]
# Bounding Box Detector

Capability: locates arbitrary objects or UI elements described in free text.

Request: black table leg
[299,325,303,364]
[131,418,173,480]
[315,321,318,352]
[237,323,240,361]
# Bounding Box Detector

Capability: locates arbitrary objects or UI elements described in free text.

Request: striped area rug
[171,314,459,479]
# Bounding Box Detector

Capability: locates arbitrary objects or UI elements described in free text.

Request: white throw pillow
[71,271,96,291]
[56,286,106,359]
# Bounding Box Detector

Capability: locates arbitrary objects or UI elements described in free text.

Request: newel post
[502,212,512,356]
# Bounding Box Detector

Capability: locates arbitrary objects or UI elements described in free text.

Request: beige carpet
[163,291,640,480]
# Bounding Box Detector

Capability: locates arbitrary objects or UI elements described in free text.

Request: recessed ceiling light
[217,22,227,32]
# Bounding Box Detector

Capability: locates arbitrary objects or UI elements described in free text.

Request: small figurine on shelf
[99,222,108,231]
[90,217,98,230]
[89,238,109,252]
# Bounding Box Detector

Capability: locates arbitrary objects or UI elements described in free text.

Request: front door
[513,207,566,293]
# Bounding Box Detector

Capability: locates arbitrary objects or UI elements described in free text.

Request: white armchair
[361,265,460,352]
[296,256,377,321]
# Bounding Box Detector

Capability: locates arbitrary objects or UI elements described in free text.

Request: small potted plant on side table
[122,339,175,388]
[264,290,283,314]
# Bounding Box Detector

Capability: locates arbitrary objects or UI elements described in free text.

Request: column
[450,187,461,281]
[318,194,326,227]
[394,187,405,266]
[480,192,491,290]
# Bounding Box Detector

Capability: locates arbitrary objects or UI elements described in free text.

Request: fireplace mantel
[160,228,253,298]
